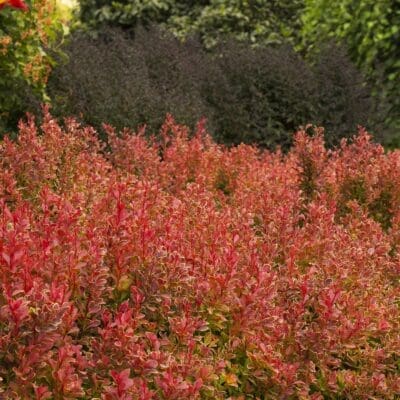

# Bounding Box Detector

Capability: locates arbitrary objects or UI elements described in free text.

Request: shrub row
[44,26,388,149]
[0,111,399,397]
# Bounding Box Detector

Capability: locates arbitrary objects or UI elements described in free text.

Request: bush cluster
[0,111,399,398]
[46,26,382,149]
[46,27,211,141]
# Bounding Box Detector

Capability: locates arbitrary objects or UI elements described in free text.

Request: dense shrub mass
[47,27,381,149]
[207,40,379,148]
[46,27,213,141]
[0,111,399,398]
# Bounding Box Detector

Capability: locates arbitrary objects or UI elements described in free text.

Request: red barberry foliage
[0,111,399,399]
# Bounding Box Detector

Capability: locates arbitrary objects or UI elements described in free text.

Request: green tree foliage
[301,0,400,138]
[168,0,304,47]
[77,0,304,46]
[78,0,173,30]
[0,0,63,134]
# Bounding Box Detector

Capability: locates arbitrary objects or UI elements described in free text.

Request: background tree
[77,0,304,47]
[78,0,174,31]
[167,0,304,47]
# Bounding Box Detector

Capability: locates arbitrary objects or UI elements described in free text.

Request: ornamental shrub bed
[0,111,399,398]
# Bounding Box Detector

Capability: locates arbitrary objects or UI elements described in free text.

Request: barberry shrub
[46,26,382,149]
[46,26,213,140]
[0,111,399,398]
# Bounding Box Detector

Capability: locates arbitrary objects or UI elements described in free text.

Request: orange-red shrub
[0,112,399,398]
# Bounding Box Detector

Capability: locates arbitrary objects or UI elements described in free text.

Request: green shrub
[0,0,63,135]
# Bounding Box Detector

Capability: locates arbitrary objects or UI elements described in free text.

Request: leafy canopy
[77,0,304,47]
